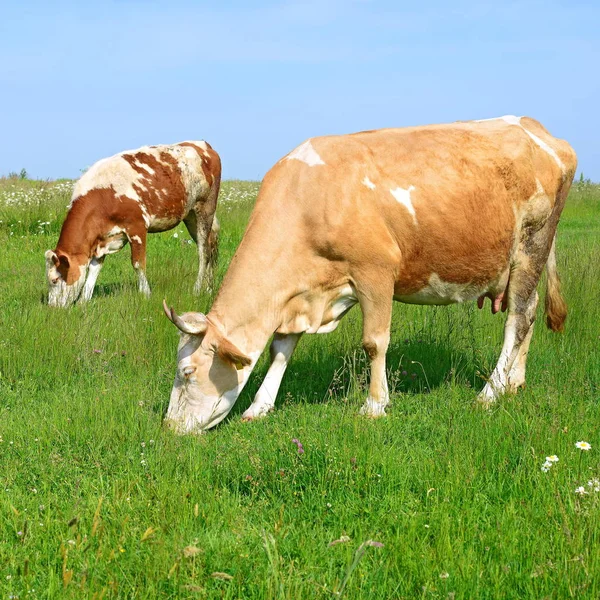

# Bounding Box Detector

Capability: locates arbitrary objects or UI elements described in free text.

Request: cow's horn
[162,299,208,335]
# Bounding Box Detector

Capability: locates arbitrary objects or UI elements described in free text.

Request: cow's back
[70,141,218,232]
[258,117,575,297]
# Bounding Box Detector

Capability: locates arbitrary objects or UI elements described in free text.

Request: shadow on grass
[226,337,482,421]
[93,282,134,298]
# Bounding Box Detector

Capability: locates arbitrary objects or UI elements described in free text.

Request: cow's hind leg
[507,303,537,392]
[129,230,151,296]
[478,288,538,403]
[184,210,215,294]
[477,218,559,404]
[479,178,571,404]
[242,333,302,421]
[358,281,394,418]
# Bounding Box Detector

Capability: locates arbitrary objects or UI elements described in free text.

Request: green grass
[1,177,600,599]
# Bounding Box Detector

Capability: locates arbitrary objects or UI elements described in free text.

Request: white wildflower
[576,441,592,451]
[587,478,600,492]
[575,486,588,495]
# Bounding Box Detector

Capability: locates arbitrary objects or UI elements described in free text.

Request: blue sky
[1,0,598,180]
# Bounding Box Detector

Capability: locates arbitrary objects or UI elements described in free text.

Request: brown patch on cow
[53,186,141,283]
[57,187,145,252]
[121,151,187,225]
[178,142,221,189]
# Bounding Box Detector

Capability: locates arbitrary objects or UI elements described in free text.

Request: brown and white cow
[163,116,576,433]
[45,141,221,307]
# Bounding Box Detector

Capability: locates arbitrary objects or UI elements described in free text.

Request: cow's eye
[182,366,196,378]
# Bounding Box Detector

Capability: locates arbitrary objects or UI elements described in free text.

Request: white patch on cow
[137,270,151,297]
[315,285,358,333]
[360,384,390,418]
[165,349,262,433]
[390,185,417,224]
[139,203,151,228]
[182,140,208,151]
[135,160,154,175]
[535,178,545,194]
[519,178,552,230]
[475,116,565,172]
[242,335,300,419]
[131,235,142,244]
[478,314,518,402]
[475,115,521,125]
[362,176,376,190]
[396,273,492,305]
[80,257,104,302]
[522,129,565,172]
[47,262,88,308]
[95,235,127,258]
[106,226,124,236]
[285,140,325,167]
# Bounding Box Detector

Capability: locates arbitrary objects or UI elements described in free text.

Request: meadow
[0,174,599,599]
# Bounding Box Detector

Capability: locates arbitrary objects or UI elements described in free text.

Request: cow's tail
[544,235,567,332]
[208,215,220,270]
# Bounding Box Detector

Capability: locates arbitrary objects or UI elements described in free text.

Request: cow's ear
[217,337,252,371]
[45,250,60,268]
[57,253,70,269]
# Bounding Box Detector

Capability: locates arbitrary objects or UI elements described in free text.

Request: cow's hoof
[241,405,274,422]
[477,381,502,404]
[359,399,387,418]
[475,397,495,410]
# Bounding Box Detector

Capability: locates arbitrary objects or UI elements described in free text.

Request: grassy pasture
[0,176,599,599]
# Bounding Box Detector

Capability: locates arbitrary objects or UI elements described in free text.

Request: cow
[163,116,576,434]
[45,141,221,307]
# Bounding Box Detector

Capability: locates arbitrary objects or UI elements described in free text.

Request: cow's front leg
[358,283,393,418]
[242,333,301,421]
[80,257,105,302]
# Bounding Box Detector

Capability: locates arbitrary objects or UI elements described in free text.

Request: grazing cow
[45,141,221,307]
[163,116,576,433]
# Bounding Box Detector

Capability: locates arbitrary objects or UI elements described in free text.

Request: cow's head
[45,250,88,307]
[163,301,253,433]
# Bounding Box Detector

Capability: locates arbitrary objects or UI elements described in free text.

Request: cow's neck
[56,197,99,259]
[208,218,313,360]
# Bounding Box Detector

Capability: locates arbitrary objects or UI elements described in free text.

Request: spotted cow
[45,141,221,307]
[163,116,576,433]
